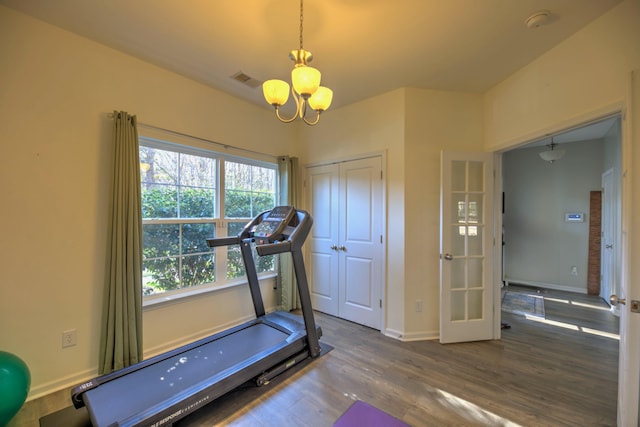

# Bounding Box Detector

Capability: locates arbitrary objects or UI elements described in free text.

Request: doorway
[499,115,622,421]
[501,116,622,301]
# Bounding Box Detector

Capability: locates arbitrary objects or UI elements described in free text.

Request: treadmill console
[250,205,296,243]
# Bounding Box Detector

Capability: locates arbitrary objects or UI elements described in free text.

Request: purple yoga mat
[333,400,411,427]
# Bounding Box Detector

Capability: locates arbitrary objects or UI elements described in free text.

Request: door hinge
[380,170,383,180]
[379,299,382,308]
[380,235,383,244]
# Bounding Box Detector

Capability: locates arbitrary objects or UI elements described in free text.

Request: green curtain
[99,111,143,374]
[277,156,301,311]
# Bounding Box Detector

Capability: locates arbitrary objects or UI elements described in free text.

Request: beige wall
[404,89,484,337]
[0,6,294,398]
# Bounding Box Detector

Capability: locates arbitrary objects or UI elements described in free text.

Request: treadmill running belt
[84,323,289,426]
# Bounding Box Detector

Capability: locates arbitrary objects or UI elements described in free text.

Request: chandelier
[262,0,333,126]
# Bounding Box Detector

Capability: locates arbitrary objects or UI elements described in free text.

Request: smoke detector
[525,10,551,29]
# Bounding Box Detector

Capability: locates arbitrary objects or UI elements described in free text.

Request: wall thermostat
[565,213,585,222]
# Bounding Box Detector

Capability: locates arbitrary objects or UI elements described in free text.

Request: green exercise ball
[0,351,30,426]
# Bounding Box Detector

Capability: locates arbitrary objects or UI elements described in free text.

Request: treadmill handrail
[206,236,240,248]
[255,241,292,256]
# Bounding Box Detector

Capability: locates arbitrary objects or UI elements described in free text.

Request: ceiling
[1,0,622,113]
[521,115,620,148]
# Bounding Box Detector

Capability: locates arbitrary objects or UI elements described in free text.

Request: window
[139,138,277,297]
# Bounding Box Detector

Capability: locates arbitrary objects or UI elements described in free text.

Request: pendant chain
[299,0,304,50]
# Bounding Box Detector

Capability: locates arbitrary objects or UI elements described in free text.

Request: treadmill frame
[71,207,323,426]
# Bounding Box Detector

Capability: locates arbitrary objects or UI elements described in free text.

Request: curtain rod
[107,113,277,159]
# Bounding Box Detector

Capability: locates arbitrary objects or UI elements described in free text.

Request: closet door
[306,163,340,316]
[306,157,383,330]
[338,157,383,329]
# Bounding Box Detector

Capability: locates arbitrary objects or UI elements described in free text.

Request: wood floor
[10,285,619,427]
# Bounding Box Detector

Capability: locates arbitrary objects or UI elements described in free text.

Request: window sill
[142,273,277,310]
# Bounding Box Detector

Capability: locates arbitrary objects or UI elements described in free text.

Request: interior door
[600,168,615,303]
[338,157,383,329]
[306,163,339,316]
[306,156,383,330]
[440,151,495,343]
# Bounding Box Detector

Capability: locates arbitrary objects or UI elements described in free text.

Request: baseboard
[28,368,97,402]
[504,279,588,294]
[383,328,439,342]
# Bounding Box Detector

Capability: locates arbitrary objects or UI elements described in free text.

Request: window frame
[139,136,279,306]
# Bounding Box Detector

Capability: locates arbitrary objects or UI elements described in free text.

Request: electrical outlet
[571,266,578,276]
[415,300,423,312]
[62,329,77,348]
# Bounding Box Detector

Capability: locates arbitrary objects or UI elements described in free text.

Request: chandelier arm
[274,107,299,124]
[303,110,321,126]
[274,89,305,123]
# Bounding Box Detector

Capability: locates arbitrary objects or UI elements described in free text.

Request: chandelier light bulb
[263,79,290,106]
[291,66,321,98]
[308,86,333,111]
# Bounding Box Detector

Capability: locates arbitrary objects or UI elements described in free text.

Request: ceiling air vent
[230,71,262,89]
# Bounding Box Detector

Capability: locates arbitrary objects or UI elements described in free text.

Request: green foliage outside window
[142,187,276,293]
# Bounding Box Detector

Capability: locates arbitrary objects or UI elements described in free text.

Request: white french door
[306,156,383,330]
[440,151,495,343]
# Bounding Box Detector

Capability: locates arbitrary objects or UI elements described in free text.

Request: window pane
[143,224,180,257]
[180,153,215,187]
[451,258,466,289]
[181,254,215,287]
[451,161,466,192]
[451,291,465,321]
[256,253,275,273]
[140,146,178,185]
[468,289,483,320]
[227,246,244,279]
[180,187,215,218]
[225,161,276,219]
[225,222,276,279]
[142,185,178,219]
[182,223,215,255]
[143,256,179,293]
[468,161,484,192]
[225,189,252,218]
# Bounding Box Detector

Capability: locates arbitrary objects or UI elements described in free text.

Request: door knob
[339,245,347,252]
[330,245,338,251]
[442,253,453,261]
[605,244,613,249]
[610,294,626,306]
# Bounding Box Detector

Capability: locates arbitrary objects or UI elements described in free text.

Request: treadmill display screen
[251,206,294,238]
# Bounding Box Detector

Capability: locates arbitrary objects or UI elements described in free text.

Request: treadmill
[71,206,327,427]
